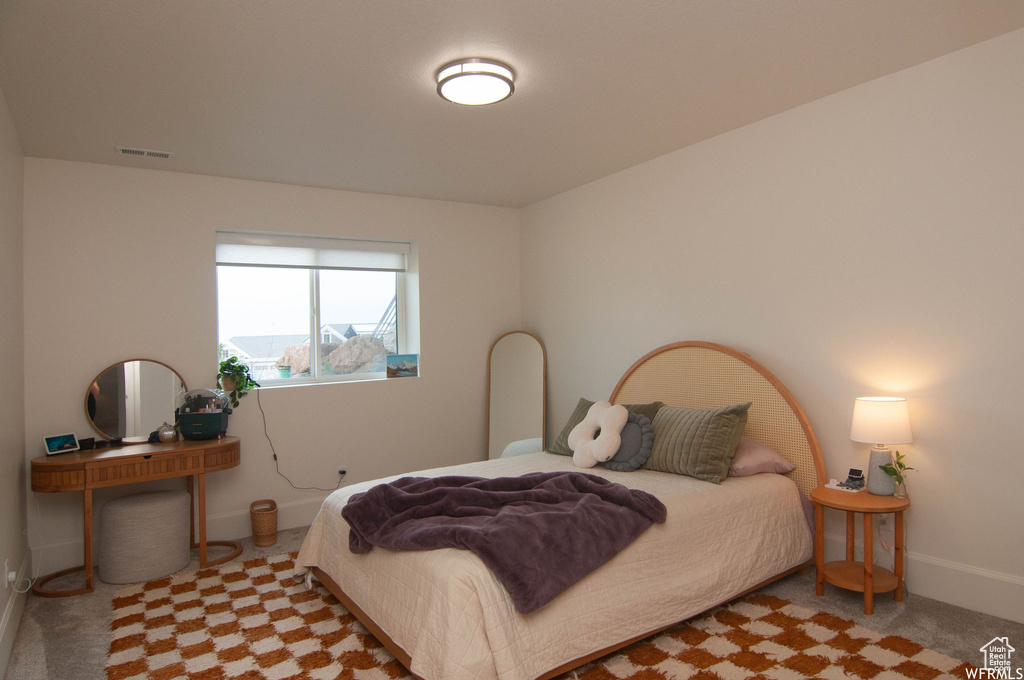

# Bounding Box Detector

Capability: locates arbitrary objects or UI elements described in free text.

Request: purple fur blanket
[342,471,667,614]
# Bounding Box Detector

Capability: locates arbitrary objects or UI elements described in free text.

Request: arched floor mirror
[487,331,546,459]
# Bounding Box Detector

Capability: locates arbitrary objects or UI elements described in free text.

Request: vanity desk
[30,436,242,597]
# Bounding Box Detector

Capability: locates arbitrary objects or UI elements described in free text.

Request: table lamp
[850,397,913,496]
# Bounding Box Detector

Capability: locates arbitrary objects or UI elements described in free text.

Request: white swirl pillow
[568,401,628,468]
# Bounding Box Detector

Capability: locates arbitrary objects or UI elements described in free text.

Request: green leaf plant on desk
[217,356,258,408]
[880,450,915,499]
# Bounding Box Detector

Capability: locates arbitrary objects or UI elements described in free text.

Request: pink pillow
[728,437,796,477]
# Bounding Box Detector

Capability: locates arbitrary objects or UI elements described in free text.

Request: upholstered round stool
[98,490,191,584]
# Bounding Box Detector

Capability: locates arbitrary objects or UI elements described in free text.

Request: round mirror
[85,359,188,441]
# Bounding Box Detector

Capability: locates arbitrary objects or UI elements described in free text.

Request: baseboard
[22,504,1024,629]
[904,550,1024,625]
[29,536,83,580]
[204,495,328,543]
[823,533,1024,624]
[0,552,30,678]
[30,495,329,575]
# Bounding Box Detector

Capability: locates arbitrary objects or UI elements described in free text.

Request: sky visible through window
[217,266,396,340]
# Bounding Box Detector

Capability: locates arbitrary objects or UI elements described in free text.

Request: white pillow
[499,438,543,458]
[568,401,628,468]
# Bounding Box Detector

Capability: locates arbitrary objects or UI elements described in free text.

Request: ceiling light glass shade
[850,397,913,445]
[436,59,515,106]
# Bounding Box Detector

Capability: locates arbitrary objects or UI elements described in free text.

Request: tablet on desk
[43,433,80,456]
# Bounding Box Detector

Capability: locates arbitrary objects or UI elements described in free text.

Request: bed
[296,341,826,680]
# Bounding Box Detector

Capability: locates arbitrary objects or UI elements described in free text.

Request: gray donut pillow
[601,413,654,472]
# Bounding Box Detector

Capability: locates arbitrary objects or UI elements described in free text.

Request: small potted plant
[217,357,258,408]
[880,450,915,498]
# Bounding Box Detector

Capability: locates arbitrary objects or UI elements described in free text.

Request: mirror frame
[486,331,547,459]
[84,358,188,441]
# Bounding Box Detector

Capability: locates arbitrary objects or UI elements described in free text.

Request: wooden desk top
[810,486,910,513]
[31,436,239,469]
[31,436,240,492]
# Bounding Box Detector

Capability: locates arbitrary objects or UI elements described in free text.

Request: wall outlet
[4,558,13,590]
[873,514,896,566]
[338,469,347,479]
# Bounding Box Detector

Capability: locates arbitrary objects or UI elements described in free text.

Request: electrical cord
[10,494,45,594]
[11,528,33,592]
[255,385,344,492]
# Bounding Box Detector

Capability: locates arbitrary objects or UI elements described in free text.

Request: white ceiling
[2,1,1023,208]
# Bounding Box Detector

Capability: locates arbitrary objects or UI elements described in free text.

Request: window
[216,232,414,385]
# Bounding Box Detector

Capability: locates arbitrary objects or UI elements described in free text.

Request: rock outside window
[215,231,416,385]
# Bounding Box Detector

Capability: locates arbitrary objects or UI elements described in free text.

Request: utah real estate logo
[968,637,1022,679]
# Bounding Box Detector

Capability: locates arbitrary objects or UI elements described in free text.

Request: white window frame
[216,231,414,386]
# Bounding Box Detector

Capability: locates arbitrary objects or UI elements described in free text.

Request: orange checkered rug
[105,552,975,680]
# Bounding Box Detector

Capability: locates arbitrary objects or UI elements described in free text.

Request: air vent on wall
[116,146,175,159]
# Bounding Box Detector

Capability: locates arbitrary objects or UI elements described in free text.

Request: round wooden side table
[811,486,910,615]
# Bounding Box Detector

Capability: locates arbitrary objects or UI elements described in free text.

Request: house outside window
[216,232,415,385]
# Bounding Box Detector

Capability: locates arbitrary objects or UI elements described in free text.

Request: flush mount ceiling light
[436,58,515,106]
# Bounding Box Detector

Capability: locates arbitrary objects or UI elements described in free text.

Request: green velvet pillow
[547,398,594,456]
[626,400,664,423]
[644,402,751,483]
[548,398,665,456]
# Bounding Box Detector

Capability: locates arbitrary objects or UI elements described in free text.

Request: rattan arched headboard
[609,341,825,496]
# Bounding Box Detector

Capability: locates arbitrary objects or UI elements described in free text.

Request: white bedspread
[295,453,812,680]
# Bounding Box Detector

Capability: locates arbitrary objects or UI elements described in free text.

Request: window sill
[253,372,417,389]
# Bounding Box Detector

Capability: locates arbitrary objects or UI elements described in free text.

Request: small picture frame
[43,433,80,456]
[386,354,419,378]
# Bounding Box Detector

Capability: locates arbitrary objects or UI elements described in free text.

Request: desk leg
[894,510,905,601]
[846,512,855,561]
[197,471,243,568]
[186,475,196,549]
[84,489,93,591]
[31,489,95,597]
[815,503,824,596]
[198,472,207,565]
[863,513,873,615]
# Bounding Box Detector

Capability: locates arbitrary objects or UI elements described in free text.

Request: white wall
[0,84,26,675]
[22,159,521,573]
[521,29,1024,623]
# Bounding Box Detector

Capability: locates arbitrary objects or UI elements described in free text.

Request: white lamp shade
[850,397,913,445]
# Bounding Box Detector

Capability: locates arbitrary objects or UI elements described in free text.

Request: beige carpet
[105,552,975,680]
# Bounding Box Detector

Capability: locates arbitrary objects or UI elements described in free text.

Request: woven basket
[249,499,278,547]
